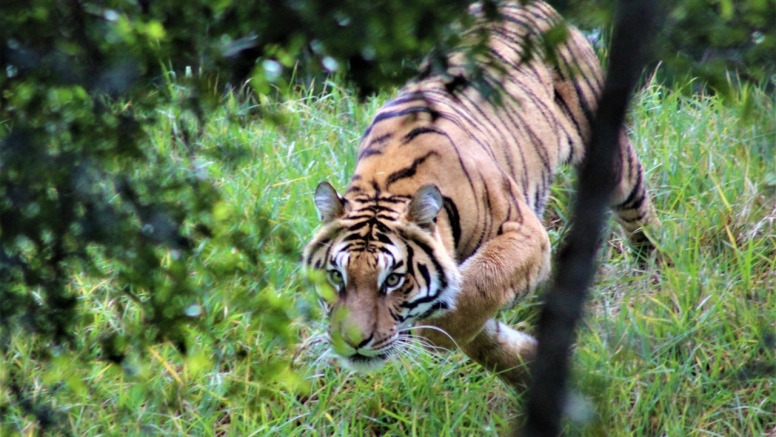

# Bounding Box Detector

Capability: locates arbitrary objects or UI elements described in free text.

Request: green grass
[2,78,775,436]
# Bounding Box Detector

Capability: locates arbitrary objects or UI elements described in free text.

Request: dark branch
[519,0,658,435]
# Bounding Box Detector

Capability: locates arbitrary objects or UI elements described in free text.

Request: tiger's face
[303,182,461,371]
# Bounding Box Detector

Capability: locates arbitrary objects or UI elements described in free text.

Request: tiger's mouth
[339,351,391,372]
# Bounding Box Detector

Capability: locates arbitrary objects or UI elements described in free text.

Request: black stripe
[398,230,447,291]
[405,244,415,278]
[358,133,393,159]
[417,263,431,289]
[415,301,449,320]
[442,197,462,250]
[376,245,395,255]
[341,242,358,252]
[352,204,396,214]
[358,148,382,159]
[344,226,368,237]
[420,89,500,163]
[375,232,393,245]
[346,213,378,220]
[401,127,446,145]
[346,185,364,195]
[617,209,647,223]
[369,132,393,146]
[385,151,440,187]
[384,92,428,108]
[362,107,440,139]
[614,170,643,210]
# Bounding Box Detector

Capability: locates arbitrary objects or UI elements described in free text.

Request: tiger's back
[304,0,657,386]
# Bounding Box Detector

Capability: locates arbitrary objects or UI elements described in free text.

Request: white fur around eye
[376,253,406,293]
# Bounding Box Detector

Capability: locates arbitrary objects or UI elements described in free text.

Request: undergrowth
[1,78,774,436]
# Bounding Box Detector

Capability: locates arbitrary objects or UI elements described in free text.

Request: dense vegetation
[3,76,774,435]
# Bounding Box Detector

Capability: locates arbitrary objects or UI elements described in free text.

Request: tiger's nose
[331,324,373,355]
[330,304,375,354]
[345,332,373,349]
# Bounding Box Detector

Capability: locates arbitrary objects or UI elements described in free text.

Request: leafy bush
[563,0,776,93]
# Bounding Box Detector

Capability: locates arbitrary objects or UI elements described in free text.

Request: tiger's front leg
[417,211,551,386]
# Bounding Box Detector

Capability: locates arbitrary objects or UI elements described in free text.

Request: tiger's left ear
[406,184,443,228]
[314,182,347,223]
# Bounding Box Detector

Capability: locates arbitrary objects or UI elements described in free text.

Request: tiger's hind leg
[611,130,660,255]
[416,210,550,387]
[553,25,659,256]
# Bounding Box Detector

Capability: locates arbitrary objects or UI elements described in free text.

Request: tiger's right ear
[406,184,443,228]
[314,182,346,223]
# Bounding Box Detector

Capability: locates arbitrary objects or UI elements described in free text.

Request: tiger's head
[303,181,461,372]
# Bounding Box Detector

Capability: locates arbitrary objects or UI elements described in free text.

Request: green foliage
[661,0,776,92]
[561,0,776,93]
[0,0,303,428]
[0,68,303,432]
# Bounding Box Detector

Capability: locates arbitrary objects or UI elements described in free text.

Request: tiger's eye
[385,273,403,288]
[327,270,343,285]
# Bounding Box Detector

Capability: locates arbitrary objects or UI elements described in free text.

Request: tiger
[302,0,658,386]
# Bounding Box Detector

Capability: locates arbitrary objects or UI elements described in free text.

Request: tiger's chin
[338,352,391,373]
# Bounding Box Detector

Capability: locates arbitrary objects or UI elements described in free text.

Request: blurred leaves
[660,0,776,95]
[563,0,776,94]
[0,0,300,429]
